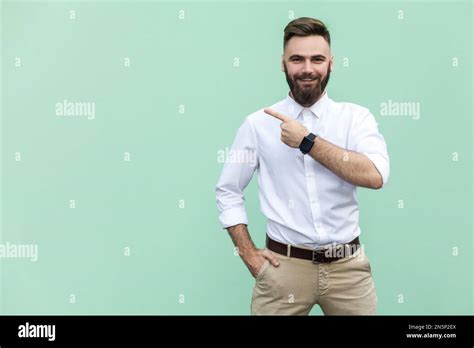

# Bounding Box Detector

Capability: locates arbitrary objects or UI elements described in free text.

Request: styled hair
[283,17,331,49]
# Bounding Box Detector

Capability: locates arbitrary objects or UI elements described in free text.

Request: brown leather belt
[266,235,361,263]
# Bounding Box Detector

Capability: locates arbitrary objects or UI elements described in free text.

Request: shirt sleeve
[215,117,259,229]
[349,110,390,187]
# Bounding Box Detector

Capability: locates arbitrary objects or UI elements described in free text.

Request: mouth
[298,78,317,83]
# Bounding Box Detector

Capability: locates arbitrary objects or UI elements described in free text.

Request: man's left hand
[264,108,309,148]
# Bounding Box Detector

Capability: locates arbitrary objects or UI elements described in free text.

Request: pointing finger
[264,108,289,122]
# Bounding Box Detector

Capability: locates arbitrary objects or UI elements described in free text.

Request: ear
[329,55,334,72]
[281,54,285,72]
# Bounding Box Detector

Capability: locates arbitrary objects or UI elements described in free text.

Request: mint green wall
[1,0,472,315]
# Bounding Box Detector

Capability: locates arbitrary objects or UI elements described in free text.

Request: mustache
[295,75,320,80]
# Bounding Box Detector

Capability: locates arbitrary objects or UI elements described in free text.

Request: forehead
[284,35,330,57]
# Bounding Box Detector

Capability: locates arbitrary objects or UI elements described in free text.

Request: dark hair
[283,17,331,49]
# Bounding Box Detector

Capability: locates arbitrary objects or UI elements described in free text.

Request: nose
[302,59,313,74]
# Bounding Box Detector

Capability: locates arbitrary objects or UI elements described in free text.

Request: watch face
[300,137,312,154]
[300,134,316,154]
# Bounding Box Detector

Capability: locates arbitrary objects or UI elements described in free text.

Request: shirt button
[306,171,313,177]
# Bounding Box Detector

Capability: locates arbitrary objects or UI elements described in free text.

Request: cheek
[317,64,330,77]
[286,66,299,77]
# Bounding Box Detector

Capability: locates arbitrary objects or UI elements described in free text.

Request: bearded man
[216,17,390,315]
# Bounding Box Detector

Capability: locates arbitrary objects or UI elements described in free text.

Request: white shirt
[215,91,390,249]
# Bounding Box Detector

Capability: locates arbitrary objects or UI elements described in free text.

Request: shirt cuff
[218,207,249,229]
[364,153,390,187]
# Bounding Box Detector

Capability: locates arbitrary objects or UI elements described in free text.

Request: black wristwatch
[299,133,317,154]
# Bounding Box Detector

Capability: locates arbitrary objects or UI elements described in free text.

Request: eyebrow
[289,54,327,60]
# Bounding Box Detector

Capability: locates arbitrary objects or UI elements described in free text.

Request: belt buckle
[311,247,328,264]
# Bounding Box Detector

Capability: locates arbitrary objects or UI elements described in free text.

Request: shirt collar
[285,90,329,119]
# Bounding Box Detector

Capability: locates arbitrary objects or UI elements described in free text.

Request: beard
[284,63,331,107]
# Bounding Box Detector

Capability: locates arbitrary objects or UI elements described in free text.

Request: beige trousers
[251,247,377,315]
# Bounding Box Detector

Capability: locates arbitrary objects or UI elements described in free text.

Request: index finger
[264,108,289,122]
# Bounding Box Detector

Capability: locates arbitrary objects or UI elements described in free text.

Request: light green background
[1,0,472,315]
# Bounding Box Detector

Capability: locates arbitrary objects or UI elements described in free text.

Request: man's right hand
[242,248,280,278]
[225,224,280,278]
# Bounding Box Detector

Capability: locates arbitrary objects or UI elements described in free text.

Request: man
[215,17,390,315]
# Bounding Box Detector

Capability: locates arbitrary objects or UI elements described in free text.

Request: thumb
[263,249,280,267]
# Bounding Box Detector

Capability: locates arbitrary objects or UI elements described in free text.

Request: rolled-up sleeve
[215,117,259,228]
[350,110,390,187]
